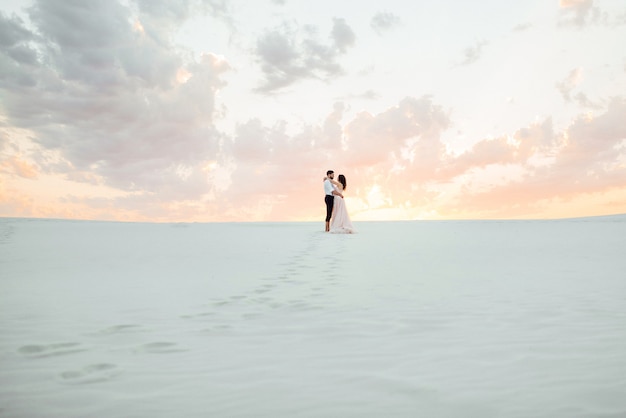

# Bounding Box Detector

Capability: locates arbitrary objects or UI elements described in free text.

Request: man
[324,170,343,232]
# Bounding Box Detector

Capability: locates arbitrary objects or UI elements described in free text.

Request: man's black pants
[325,195,334,222]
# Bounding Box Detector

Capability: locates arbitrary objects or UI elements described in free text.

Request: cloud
[370,11,401,35]
[556,68,604,109]
[1,1,624,222]
[558,97,626,170]
[457,40,488,66]
[321,102,346,149]
[357,90,380,100]
[344,96,450,169]
[221,117,331,220]
[512,22,533,32]
[0,12,39,86]
[440,98,626,216]
[558,0,600,27]
[136,0,231,26]
[340,90,380,101]
[219,96,453,220]
[331,18,356,53]
[0,0,230,200]
[0,156,39,179]
[255,19,355,92]
[574,92,603,109]
[231,118,276,162]
[333,97,624,219]
[136,0,196,25]
[556,67,583,101]
[27,0,182,88]
[0,13,34,48]
[444,118,555,177]
[0,181,36,217]
[0,12,38,68]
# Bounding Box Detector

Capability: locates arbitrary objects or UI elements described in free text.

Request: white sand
[1,217,625,417]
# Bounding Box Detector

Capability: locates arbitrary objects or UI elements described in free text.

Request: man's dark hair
[326,170,334,176]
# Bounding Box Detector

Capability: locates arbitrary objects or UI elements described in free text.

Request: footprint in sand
[241,312,262,320]
[181,311,216,319]
[309,290,325,298]
[286,299,320,311]
[199,324,233,334]
[18,342,87,358]
[137,342,186,354]
[98,324,144,334]
[0,222,15,244]
[254,284,276,294]
[59,363,120,384]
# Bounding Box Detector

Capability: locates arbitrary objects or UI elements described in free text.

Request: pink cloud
[444,97,626,216]
[556,68,583,101]
[343,96,450,168]
[0,156,38,179]
[558,0,600,27]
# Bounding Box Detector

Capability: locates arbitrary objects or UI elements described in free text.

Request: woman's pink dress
[330,186,355,234]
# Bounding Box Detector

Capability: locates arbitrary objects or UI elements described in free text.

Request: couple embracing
[323,170,355,234]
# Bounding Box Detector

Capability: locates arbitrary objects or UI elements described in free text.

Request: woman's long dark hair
[338,174,346,191]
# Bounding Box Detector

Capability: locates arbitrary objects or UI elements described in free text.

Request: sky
[1,0,625,222]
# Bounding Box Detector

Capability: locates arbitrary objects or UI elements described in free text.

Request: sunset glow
[1,0,625,222]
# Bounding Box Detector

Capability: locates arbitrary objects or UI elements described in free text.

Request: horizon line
[2,213,625,225]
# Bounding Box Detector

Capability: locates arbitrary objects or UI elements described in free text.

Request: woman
[328,174,355,234]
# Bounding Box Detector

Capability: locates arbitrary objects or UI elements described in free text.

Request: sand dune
[1,217,625,417]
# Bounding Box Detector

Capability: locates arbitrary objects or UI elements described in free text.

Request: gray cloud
[27,0,183,89]
[0,12,34,48]
[0,12,39,86]
[370,11,401,35]
[341,89,380,101]
[0,0,230,197]
[136,0,230,23]
[512,22,533,32]
[574,92,603,109]
[331,17,355,53]
[255,19,356,93]
[457,40,488,66]
[134,0,235,38]
[556,67,583,101]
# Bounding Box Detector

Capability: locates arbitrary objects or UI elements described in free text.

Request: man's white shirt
[324,179,335,196]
